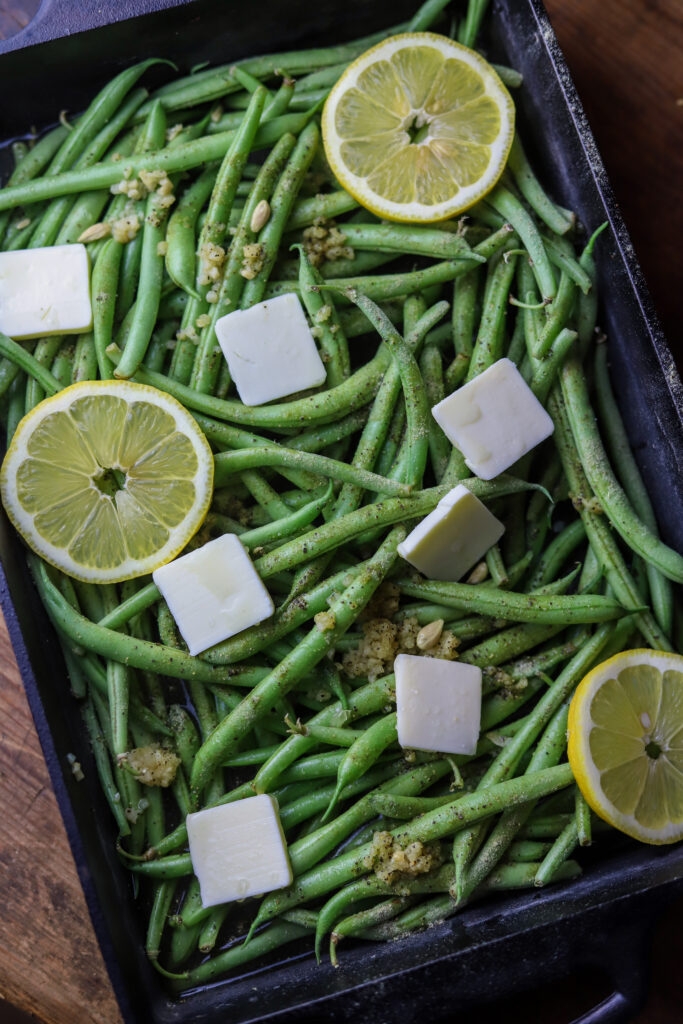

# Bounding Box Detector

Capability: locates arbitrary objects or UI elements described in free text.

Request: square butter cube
[431,357,554,479]
[395,654,482,756]
[215,292,326,406]
[397,484,504,581]
[152,534,273,656]
[0,244,92,339]
[187,795,292,907]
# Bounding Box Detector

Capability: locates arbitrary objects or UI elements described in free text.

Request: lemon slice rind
[0,380,214,584]
[322,32,515,223]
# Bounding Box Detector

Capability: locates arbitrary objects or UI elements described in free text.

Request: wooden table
[0,2,681,1023]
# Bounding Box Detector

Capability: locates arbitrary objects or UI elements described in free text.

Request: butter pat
[431,357,554,479]
[0,244,92,340]
[395,654,482,756]
[187,795,292,907]
[152,534,274,656]
[215,293,326,405]
[397,484,504,581]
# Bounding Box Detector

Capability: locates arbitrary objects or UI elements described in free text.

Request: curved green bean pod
[132,343,391,428]
[397,576,626,625]
[253,674,396,794]
[466,244,518,381]
[165,165,217,296]
[506,134,574,235]
[295,245,350,387]
[323,712,399,821]
[213,445,412,495]
[337,223,485,263]
[486,185,556,300]
[561,357,683,583]
[241,122,320,308]
[593,344,673,634]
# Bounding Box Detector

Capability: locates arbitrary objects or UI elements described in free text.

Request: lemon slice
[568,648,683,845]
[321,31,515,223]
[0,380,214,583]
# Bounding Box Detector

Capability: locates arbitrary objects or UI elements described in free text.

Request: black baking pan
[1,2,682,1023]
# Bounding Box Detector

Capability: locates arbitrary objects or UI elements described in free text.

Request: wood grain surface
[0,2,681,1023]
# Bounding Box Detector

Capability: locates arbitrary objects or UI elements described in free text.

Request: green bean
[506,134,574,235]
[279,762,398,830]
[466,244,518,380]
[146,879,177,960]
[241,122,320,308]
[486,185,557,300]
[81,696,131,836]
[420,344,451,482]
[457,698,571,902]
[561,356,683,584]
[182,920,312,986]
[190,135,297,393]
[168,705,201,776]
[534,817,579,886]
[397,576,626,625]
[267,257,483,307]
[458,0,491,47]
[593,343,673,634]
[295,245,350,387]
[331,288,431,486]
[527,519,586,590]
[165,165,217,296]
[323,713,399,820]
[452,266,482,358]
[286,189,358,231]
[0,332,61,397]
[534,270,576,358]
[114,103,172,379]
[214,445,411,495]
[333,298,446,517]
[254,760,452,933]
[542,234,592,294]
[576,224,608,352]
[530,327,577,403]
[190,527,405,797]
[337,222,485,263]
[575,787,592,847]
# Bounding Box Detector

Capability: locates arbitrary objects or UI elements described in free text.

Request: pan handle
[570,913,650,1024]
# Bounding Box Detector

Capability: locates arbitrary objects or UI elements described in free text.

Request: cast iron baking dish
[1,2,682,1022]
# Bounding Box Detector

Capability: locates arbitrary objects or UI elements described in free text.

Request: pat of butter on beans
[431,357,554,479]
[395,654,482,756]
[0,244,92,339]
[215,292,326,406]
[187,795,292,907]
[152,534,274,657]
[397,484,504,581]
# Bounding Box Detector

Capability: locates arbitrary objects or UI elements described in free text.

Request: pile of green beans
[0,0,681,990]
